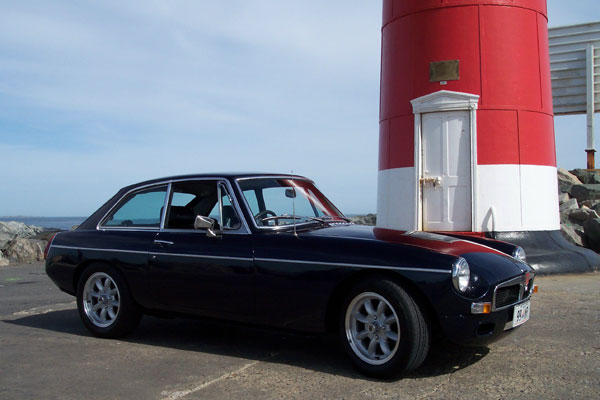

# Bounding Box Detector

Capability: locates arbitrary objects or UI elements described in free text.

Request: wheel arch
[73,259,126,294]
[325,269,440,335]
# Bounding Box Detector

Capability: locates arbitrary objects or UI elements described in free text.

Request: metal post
[586,44,596,169]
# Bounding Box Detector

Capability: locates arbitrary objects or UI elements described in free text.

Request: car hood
[302,224,531,283]
[303,224,506,257]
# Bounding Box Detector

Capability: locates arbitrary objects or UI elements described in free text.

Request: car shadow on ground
[3,309,489,381]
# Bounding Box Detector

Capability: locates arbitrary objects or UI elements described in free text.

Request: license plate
[512,300,530,328]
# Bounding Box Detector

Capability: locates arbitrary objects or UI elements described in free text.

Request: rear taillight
[44,233,58,260]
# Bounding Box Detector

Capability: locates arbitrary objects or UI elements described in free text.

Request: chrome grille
[495,285,520,308]
[492,273,534,311]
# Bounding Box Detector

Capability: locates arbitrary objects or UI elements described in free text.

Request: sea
[0,217,87,231]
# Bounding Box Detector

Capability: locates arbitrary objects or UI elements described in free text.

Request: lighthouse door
[421,111,471,231]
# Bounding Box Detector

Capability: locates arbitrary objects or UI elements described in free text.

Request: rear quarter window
[103,186,168,228]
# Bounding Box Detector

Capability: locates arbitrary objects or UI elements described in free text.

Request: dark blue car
[45,173,536,378]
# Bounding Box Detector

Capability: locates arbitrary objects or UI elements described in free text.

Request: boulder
[570,169,600,184]
[559,192,570,204]
[583,218,600,253]
[561,224,584,247]
[559,198,578,213]
[569,184,600,202]
[0,251,8,267]
[33,229,61,241]
[0,221,44,248]
[567,207,599,224]
[580,200,600,209]
[3,238,47,263]
[558,168,582,193]
[350,214,377,226]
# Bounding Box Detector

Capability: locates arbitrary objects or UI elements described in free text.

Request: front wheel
[76,264,141,338]
[340,279,430,378]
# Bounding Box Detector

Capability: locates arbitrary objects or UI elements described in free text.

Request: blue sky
[0,1,598,216]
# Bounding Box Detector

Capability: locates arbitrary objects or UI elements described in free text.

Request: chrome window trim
[234,176,343,231]
[492,274,533,311]
[160,183,172,230]
[97,182,170,231]
[97,177,251,234]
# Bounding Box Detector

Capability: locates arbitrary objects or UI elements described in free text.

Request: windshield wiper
[260,215,302,223]
[308,216,352,224]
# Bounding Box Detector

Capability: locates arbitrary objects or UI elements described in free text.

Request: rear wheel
[76,264,141,338]
[340,279,430,378]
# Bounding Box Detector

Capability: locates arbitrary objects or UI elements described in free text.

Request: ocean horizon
[0,216,87,230]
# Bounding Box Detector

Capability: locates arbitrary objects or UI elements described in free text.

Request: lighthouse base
[490,231,600,275]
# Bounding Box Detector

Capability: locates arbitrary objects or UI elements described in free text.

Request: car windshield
[238,177,346,227]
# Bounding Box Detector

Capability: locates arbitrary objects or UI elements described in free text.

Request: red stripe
[373,228,505,257]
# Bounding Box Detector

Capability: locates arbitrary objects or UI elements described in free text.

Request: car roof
[123,172,311,191]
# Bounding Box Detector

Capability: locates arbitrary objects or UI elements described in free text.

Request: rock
[583,218,600,252]
[350,214,377,226]
[569,184,600,202]
[0,221,44,248]
[558,168,583,193]
[561,224,584,247]
[559,193,570,204]
[0,251,8,267]
[570,169,600,184]
[3,238,47,263]
[567,208,599,224]
[580,200,600,208]
[33,229,61,241]
[559,198,578,213]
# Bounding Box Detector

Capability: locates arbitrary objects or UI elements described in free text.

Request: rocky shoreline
[0,221,60,266]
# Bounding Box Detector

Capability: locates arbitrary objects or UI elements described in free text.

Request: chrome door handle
[153,240,174,247]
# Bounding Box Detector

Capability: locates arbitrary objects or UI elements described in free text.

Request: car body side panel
[252,230,455,332]
[147,231,255,319]
[46,229,157,307]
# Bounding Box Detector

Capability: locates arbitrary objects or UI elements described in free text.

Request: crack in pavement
[160,352,280,400]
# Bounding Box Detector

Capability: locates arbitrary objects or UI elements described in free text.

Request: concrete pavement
[1,262,598,399]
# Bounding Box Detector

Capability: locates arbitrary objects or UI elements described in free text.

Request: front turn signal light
[533,285,539,294]
[471,302,492,314]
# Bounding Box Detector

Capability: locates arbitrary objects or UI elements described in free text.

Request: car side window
[166,180,241,231]
[103,186,168,228]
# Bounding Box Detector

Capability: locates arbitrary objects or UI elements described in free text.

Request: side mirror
[194,215,221,238]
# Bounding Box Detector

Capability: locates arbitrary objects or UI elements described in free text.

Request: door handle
[153,240,174,247]
[420,177,442,188]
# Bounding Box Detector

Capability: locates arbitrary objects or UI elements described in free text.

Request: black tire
[339,279,430,378]
[76,263,142,338]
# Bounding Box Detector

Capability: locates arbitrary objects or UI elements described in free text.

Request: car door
[148,179,254,320]
[97,184,169,308]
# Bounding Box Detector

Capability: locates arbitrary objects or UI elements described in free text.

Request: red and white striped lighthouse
[377,0,598,272]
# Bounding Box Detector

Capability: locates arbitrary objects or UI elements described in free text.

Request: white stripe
[255,257,450,274]
[478,165,559,231]
[51,245,450,274]
[149,252,252,262]
[378,165,560,232]
[51,245,252,262]
[377,167,417,231]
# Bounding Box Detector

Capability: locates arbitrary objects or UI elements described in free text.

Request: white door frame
[410,90,480,231]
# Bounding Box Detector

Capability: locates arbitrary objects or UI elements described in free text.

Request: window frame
[98,183,169,231]
[97,178,250,234]
[235,176,345,231]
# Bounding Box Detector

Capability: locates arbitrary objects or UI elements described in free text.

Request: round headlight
[452,257,470,293]
[512,246,526,262]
